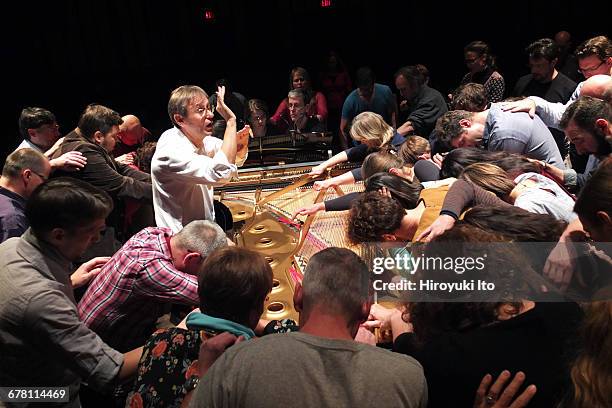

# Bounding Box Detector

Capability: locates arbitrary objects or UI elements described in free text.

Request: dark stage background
[3,0,610,161]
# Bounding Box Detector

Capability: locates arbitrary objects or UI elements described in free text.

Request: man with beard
[514,38,577,159]
[394,65,448,139]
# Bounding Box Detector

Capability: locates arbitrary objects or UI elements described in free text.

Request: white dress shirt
[152,127,237,232]
[532,81,584,130]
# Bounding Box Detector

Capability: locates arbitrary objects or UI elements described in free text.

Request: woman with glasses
[245,99,281,137]
[459,41,505,103]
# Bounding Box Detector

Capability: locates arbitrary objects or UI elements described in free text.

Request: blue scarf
[186,312,255,340]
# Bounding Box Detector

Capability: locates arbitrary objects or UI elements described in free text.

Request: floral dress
[125,319,298,408]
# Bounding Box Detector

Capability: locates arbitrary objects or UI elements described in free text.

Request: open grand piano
[245,131,335,166]
[217,159,364,322]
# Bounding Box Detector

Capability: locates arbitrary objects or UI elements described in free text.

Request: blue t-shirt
[341,83,395,125]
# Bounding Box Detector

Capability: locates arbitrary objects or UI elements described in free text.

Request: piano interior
[217,160,364,322]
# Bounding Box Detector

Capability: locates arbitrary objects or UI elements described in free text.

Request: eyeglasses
[36,123,60,132]
[31,170,48,181]
[196,104,215,116]
[578,60,605,74]
[527,62,551,69]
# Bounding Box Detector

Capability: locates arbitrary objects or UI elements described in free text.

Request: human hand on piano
[364,303,396,331]
[313,179,336,191]
[363,304,413,342]
[415,214,456,242]
[292,202,325,219]
[354,326,377,345]
[309,164,326,177]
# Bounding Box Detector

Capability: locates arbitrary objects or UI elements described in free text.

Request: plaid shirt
[78,227,199,352]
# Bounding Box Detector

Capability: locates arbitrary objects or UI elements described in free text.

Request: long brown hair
[361,150,404,179]
[399,136,430,165]
[567,301,612,408]
[460,162,516,199]
[462,205,567,242]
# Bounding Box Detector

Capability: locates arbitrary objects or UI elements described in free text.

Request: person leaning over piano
[52,104,152,248]
[308,111,406,190]
[151,85,249,232]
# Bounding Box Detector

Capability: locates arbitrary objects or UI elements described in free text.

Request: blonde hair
[399,136,431,164]
[350,112,394,147]
[460,162,516,198]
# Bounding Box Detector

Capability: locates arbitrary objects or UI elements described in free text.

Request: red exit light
[320,0,332,7]
[203,9,215,21]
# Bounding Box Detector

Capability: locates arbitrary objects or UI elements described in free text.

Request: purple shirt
[0,186,27,243]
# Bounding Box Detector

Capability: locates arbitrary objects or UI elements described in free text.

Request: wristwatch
[184,375,200,393]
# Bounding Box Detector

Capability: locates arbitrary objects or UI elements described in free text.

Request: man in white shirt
[152,85,248,232]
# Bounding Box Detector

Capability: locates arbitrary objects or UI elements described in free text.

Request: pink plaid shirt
[78,227,199,352]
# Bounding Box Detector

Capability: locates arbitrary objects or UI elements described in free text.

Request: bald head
[120,115,141,130]
[118,114,143,146]
[581,75,612,103]
[554,31,571,47]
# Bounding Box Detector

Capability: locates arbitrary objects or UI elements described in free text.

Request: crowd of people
[0,32,611,408]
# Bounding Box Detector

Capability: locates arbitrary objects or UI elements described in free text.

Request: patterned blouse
[461,68,505,103]
[125,319,298,408]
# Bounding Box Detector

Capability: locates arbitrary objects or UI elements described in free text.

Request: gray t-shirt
[484,103,565,169]
[190,331,428,408]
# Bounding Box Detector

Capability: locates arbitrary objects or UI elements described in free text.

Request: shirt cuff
[563,169,577,188]
[212,150,238,175]
[439,209,459,220]
[531,96,547,114]
[86,346,124,393]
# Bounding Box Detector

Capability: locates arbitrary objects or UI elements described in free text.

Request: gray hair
[168,85,208,128]
[287,88,307,104]
[174,220,227,259]
[302,247,370,325]
[2,148,48,179]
